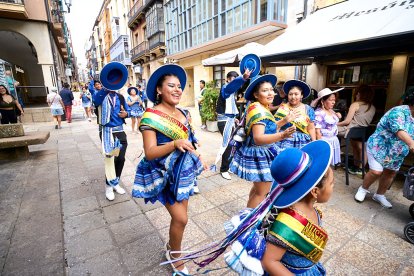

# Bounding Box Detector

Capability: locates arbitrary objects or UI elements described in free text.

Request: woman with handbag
[47,87,65,129]
[229,74,297,208]
[0,84,24,124]
[131,64,208,275]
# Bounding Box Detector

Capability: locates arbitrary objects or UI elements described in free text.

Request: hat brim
[311,87,344,107]
[240,54,261,78]
[272,140,332,208]
[244,74,277,101]
[283,80,311,99]
[127,87,139,95]
[146,64,187,103]
[100,62,128,91]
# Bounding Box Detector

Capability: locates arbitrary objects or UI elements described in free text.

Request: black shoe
[55,125,58,129]
[348,167,363,176]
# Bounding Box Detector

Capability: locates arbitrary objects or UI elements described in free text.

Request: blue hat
[244,74,277,101]
[270,140,332,208]
[127,86,139,95]
[100,62,129,91]
[283,80,311,99]
[239,54,261,78]
[146,64,187,103]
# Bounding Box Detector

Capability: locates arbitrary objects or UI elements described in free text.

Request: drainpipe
[44,0,61,91]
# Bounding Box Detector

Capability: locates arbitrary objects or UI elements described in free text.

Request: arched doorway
[0,30,47,106]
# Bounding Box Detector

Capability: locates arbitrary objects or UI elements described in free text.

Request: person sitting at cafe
[337,85,375,176]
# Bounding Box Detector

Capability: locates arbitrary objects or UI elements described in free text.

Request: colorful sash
[245,102,276,136]
[140,108,189,140]
[269,208,328,263]
[275,103,310,135]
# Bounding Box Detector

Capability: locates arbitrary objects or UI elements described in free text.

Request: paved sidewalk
[0,107,413,275]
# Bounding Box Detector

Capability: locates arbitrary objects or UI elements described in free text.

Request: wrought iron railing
[131,41,149,61]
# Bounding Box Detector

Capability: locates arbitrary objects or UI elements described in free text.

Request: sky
[65,0,103,68]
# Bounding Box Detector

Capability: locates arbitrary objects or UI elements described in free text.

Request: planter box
[206,120,218,132]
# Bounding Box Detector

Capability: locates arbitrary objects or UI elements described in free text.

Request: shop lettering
[329,0,414,21]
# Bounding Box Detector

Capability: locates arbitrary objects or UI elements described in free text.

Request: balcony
[131,41,149,63]
[0,0,28,19]
[110,35,132,66]
[127,0,145,29]
[148,31,165,52]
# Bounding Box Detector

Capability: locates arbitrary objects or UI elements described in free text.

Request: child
[261,140,334,275]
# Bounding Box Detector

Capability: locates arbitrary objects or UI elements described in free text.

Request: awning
[202,42,265,67]
[261,0,414,63]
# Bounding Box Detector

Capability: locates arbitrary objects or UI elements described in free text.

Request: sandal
[165,243,189,275]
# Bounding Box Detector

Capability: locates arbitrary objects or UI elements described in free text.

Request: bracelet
[173,140,177,148]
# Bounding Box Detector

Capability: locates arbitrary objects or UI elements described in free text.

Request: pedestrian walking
[47,87,65,129]
[80,85,93,122]
[60,83,74,123]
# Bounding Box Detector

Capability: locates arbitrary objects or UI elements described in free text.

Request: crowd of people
[5,57,411,275]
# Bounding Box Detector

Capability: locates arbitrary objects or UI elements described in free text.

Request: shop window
[327,60,392,122]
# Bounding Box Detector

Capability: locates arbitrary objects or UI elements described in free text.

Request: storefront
[260,0,414,118]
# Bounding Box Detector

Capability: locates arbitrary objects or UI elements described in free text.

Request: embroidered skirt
[276,132,311,154]
[132,151,203,205]
[229,143,278,182]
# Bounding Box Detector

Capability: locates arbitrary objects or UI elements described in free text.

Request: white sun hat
[310,87,344,107]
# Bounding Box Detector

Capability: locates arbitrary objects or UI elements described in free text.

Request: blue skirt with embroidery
[229,143,278,182]
[132,150,204,205]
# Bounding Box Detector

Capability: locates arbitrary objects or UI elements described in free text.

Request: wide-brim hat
[146,64,187,103]
[283,80,311,99]
[239,54,261,78]
[310,87,344,107]
[270,140,332,208]
[100,62,128,91]
[244,74,277,101]
[127,86,139,95]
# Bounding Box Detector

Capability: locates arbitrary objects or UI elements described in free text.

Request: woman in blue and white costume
[132,64,207,275]
[274,80,316,153]
[126,86,145,133]
[230,74,297,208]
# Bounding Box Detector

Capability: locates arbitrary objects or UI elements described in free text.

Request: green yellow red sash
[140,108,189,140]
[268,208,328,263]
[245,102,276,136]
[274,103,310,135]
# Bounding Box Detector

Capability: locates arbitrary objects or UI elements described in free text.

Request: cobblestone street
[1,108,413,275]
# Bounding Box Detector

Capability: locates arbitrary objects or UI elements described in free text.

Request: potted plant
[200,81,219,132]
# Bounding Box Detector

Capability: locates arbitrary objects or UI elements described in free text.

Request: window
[213,66,225,88]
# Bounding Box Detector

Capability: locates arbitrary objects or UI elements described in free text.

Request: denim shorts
[51,108,64,116]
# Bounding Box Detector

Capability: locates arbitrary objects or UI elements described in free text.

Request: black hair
[155,73,179,105]
[137,84,142,88]
[94,80,102,85]
[226,71,239,79]
[63,83,70,88]
[402,89,414,106]
[200,80,205,85]
[0,84,14,103]
[252,81,273,100]
[316,93,336,109]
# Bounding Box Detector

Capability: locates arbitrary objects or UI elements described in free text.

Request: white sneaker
[105,186,115,201]
[354,186,369,202]
[193,185,200,194]
[113,185,126,195]
[88,118,91,122]
[372,194,392,209]
[221,171,231,180]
